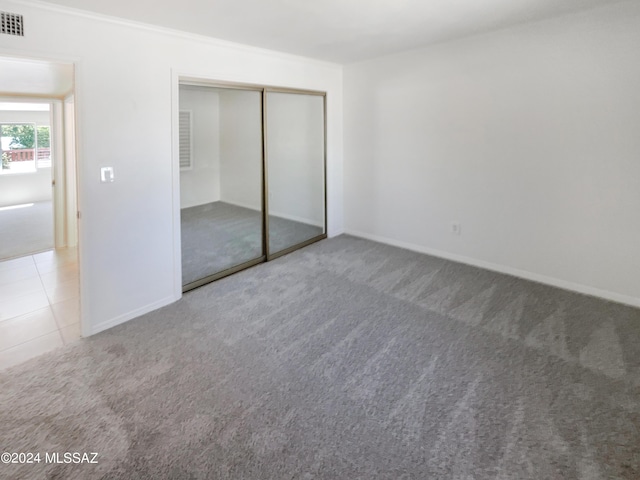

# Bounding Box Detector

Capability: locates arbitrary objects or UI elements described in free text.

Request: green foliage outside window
[0,124,50,149]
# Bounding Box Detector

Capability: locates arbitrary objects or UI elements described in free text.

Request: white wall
[344,1,640,306]
[0,0,343,335]
[0,109,51,207]
[179,85,221,209]
[0,109,49,125]
[219,88,262,210]
[266,92,325,227]
[0,169,50,206]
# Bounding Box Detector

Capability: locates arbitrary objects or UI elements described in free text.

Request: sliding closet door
[265,90,326,257]
[180,85,264,290]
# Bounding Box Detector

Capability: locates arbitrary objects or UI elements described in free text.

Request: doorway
[0,102,54,260]
[0,55,80,370]
[178,80,327,291]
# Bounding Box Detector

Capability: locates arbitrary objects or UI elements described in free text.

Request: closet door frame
[176,77,327,292]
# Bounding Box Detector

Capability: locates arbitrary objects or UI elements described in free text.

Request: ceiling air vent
[1,12,24,36]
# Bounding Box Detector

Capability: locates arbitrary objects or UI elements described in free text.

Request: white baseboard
[344,230,640,309]
[86,294,178,336]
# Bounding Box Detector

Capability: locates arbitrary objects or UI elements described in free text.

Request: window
[179,111,193,170]
[0,123,51,175]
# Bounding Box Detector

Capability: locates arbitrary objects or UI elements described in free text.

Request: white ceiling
[36,0,623,63]
[0,56,73,97]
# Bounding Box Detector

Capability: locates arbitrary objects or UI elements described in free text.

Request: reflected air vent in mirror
[1,12,24,36]
[179,111,193,170]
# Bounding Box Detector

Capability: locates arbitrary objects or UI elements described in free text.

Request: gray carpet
[0,200,53,260]
[1,235,639,479]
[181,201,323,285]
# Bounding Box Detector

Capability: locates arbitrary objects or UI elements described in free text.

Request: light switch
[100,166,114,183]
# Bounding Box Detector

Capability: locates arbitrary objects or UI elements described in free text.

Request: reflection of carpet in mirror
[180,201,322,285]
[0,200,54,261]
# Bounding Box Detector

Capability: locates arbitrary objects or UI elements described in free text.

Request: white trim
[62,94,78,248]
[70,59,88,339]
[345,229,640,309]
[0,94,59,103]
[11,0,342,71]
[0,48,80,71]
[50,100,65,248]
[171,70,182,301]
[87,294,178,336]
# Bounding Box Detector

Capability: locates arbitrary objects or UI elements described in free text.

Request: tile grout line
[0,249,80,367]
[44,251,80,342]
[0,305,55,326]
[0,328,63,354]
[0,253,49,323]
[39,254,64,339]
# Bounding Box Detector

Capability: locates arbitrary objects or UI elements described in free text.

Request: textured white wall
[0,0,343,335]
[344,2,640,306]
[179,85,221,209]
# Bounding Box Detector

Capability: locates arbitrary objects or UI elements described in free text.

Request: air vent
[179,111,193,170]
[1,12,24,36]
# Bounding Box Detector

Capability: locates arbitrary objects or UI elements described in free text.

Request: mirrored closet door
[179,82,326,291]
[265,90,326,258]
[179,84,265,290]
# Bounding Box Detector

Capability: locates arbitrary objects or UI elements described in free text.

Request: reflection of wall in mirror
[179,87,325,229]
[178,86,221,209]
[266,93,324,228]
[219,89,262,213]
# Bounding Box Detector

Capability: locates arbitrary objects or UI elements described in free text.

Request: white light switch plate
[100,166,114,183]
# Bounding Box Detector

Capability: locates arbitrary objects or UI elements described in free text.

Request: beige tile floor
[0,247,80,371]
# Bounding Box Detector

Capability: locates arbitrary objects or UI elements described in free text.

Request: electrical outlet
[451,222,461,235]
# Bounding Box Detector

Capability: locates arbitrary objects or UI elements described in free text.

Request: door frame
[0,50,84,335]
